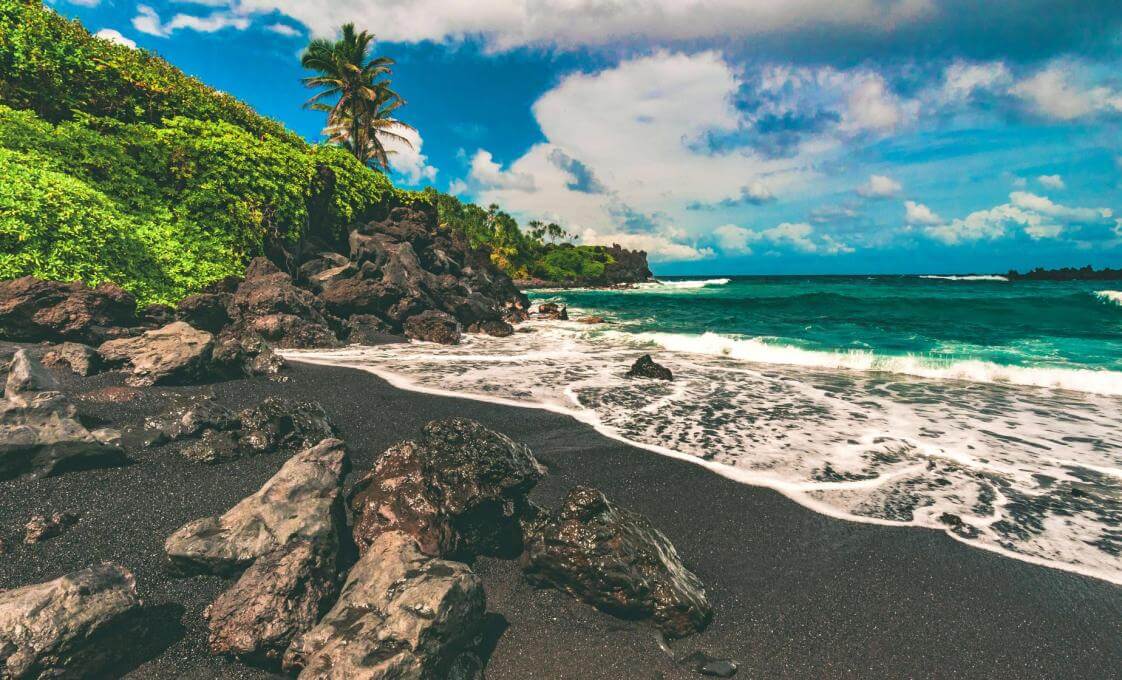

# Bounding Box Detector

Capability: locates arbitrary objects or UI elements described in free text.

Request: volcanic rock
[282,531,485,679]
[237,397,336,457]
[404,310,462,345]
[0,277,140,345]
[626,354,674,381]
[42,342,102,377]
[226,258,341,349]
[350,418,545,559]
[98,321,215,386]
[164,438,348,575]
[24,512,79,544]
[537,302,568,321]
[469,319,514,337]
[521,486,712,638]
[6,349,59,399]
[205,540,338,666]
[142,393,238,447]
[0,563,142,678]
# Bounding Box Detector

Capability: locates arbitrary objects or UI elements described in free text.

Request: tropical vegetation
[0,0,626,306]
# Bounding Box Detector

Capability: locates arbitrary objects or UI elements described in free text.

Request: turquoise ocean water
[292,276,1122,584]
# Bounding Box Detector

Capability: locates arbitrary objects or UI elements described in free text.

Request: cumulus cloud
[857,174,902,198]
[1010,63,1122,120]
[578,228,714,262]
[941,60,1011,101]
[467,150,536,192]
[381,127,438,185]
[713,222,852,255]
[94,28,136,49]
[688,180,776,210]
[265,22,301,37]
[924,192,1114,244]
[132,4,249,37]
[904,200,941,225]
[1037,174,1065,190]
[841,74,907,134]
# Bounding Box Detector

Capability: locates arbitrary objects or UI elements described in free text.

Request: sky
[50,0,1122,275]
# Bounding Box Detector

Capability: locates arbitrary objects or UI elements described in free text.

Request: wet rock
[521,486,712,639]
[237,397,335,457]
[576,316,606,324]
[143,393,238,447]
[0,277,140,345]
[404,310,462,345]
[626,354,674,381]
[24,512,80,544]
[98,321,215,386]
[344,314,396,345]
[227,258,341,349]
[536,302,568,321]
[0,352,127,480]
[469,319,514,337]
[181,429,242,465]
[205,540,338,667]
[165,438,349,575]
[351,418,545,559]
[0,563,142,678]
[42,342,102,377]
[212,329,287,378]
[282,531,485,679]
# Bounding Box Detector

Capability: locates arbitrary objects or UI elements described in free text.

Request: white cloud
[229,0,935,47]
[67,0,102,7]
[382,127,438,185]
[713,222,852,255]
[904,200,941,225]
[1010,64,1122,120]
[1037,174,1065,190]
[468,150,536,192]
[94,28,136,49]
[941,61,1011,101]
[857,174,902,198]
[925,192,1113,244]
[132,4,249,37]
[841,74,907,134]
[579,228,714,262]
[266,22,301,37]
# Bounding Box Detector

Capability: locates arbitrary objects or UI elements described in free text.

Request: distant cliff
[515,244,653,289]
[1005,266,1122,281]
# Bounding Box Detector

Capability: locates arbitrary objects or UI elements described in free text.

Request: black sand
[1,356,1120,678]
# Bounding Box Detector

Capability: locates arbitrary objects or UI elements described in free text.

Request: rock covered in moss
[521,486,712,639]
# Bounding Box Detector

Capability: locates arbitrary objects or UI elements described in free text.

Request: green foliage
[309,144,392,237]
[532,244,613,282]
[0,0,298,143]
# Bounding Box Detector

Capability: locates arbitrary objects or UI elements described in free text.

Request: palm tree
[301,24,415,172]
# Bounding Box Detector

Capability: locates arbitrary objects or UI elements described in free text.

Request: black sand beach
[2,355,1120,679]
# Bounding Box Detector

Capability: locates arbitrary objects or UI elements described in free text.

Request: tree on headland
[301,23,415,172]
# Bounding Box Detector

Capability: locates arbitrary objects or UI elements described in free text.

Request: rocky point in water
[626,354,674,381]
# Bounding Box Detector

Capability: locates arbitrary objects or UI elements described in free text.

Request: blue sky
[52,0,1122,275]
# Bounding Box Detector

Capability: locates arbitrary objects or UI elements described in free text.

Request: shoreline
[2,354,1119,678]
[284,352,1122,587]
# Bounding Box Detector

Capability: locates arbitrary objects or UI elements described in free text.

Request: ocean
[292,275,1122,584]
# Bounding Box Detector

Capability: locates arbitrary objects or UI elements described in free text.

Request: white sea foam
[1095,290,1122,307]
[640,278,731,290]
[284,320,1122,586]
[920,275,1009,281]
[624,330,1122,396]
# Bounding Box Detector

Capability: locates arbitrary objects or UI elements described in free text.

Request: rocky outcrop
[536,302,568,321]
[226,258,341,349]
[0,351,128,480]
[626,354,674,381]
[237,397,335,458]
[0,563,142,679]
[404,310,462,345]
[0,277,141,345]
[141,393,239,447]
[42,342,102,377]
[205,540,338,667]
[175,276,240,334]
[164,438,348,575]
[98,322,215,387]
[521,486,712,639]
[24,512,79,544]
[601,244,654,286]
[282,531,485,679]
[351,418,545,560]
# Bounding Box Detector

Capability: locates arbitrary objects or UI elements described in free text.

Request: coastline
[1,355,1119,678]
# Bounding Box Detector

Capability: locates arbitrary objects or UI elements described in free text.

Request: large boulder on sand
[0,563,142,678]
[226,258,341,349]
[350,418,545,559]
[282,531,485,679]
[98,321,215,386]
[164,438,349,575]
[205,540,338,667]
[404,310,462,345]
[0,277,140,345]
[42,342,102,377]
[0,351,128,480]
[521,486,712,639]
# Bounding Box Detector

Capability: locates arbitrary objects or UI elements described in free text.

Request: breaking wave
[641,278,731,290]
[920,275,1009,282]
[1095,290,1122,307]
